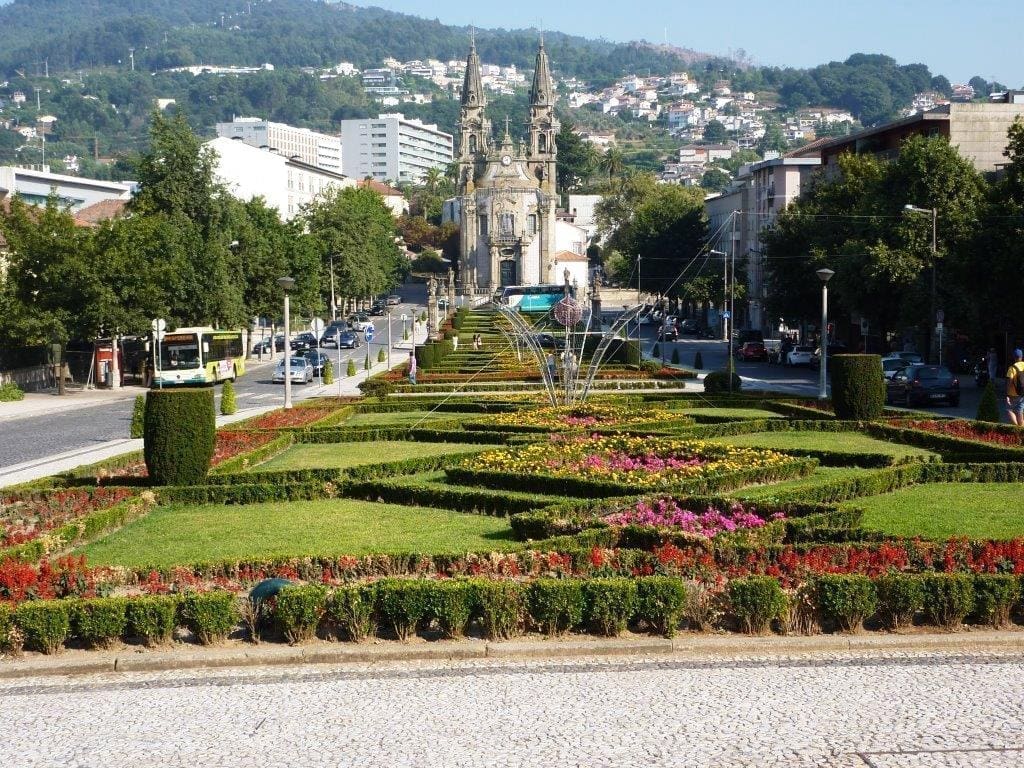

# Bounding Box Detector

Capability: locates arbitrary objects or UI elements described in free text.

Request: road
[0,288,429,471]
[3,650,1023,767]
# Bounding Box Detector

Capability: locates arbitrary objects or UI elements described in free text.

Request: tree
[599,147,625,183]
[700,167,732,192]
[555,122,598,192]
[703,120,727,143]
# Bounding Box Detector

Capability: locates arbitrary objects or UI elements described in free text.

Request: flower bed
[465,434,795,489]
[244,407,338,430]
[889,419,1024,447]
[605,498,784,538]
[484,403,672,430]
[1,488,135,549]
[98,430,284,481]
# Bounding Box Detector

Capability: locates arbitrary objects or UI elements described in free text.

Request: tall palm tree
[601,147,625,182]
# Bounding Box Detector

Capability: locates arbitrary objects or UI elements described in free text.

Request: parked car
[786,346,815,366]
[272,357,314,385]
[337,330,361,349]
[809,343,848,370]
[303,350,330,377]
[386,294,402,306]
[437,297,450,311]
[736,341,769,362]
[881,355,923,380]
[534,333,566,350]
[897,351,925,365]
[369,302,386,316]
[888,364,960,407]
[320,324,346,348]
[679,319,699,335]
[348,314,373,332]
[252,335,284,354]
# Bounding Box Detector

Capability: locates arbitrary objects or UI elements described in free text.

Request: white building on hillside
[215,117,343,174]
[206,137,355,220]
[340,113,453,184]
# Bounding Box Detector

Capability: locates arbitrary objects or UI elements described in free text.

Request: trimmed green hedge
[144,389,216,485]
[830,355,884,420]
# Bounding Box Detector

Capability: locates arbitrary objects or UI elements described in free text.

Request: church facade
[456,41,563,294]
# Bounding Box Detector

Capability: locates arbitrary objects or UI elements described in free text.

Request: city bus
[498,284,575,312]
[153,327,246,387]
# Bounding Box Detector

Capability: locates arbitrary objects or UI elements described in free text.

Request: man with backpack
[1006,348,1024,426]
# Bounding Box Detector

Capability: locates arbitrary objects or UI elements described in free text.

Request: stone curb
[3,631,1023,680]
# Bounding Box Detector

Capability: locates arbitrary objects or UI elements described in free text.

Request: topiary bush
[636,577,687,637]
[323,358,335,385]
[364,352,371,371]
[377,348,386,363]
[424,580,475,638]
[528,578,585,636]
[814,575,877,633]
[274,585,328,644]
[220,379,237,416]
[130,395,145,438]
[179,591,239,645]
[671,348,680,365]
[473,579,524,640]
[125,595,179,646]
[728,576,785,634]
[921,573,975,629]
[72,598,128,648]
[652,343,660,358]
[977,380,1000,423]
[703,369,741,394]
[346,359,357,377]
[143,389,216,485]
[359,378,395,400]
[326,584,376,642]
[830,355,884,420]
[973,574,1020,628]
[584,578,637,636]
[377,578,429,642]
[14,600,71,654]
[0,603,12,652]
[693,351,703,369]
[874,573,923,630]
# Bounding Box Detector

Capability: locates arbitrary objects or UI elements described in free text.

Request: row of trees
[0,111,405,348]
[763,122,1024,350]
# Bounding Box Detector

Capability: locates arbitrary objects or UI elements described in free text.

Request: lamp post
[278,276,295,409]
[816,268,834,401]
[904,204,938,363]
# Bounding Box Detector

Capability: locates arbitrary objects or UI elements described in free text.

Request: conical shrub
[346,359,357,377]
[694,351,703,369]
[671,348,680,365]
[977,380,1000,422]
[220,379,237,416]
[323,359,334,385]
[377,348,386,363]
[130,395,145,438]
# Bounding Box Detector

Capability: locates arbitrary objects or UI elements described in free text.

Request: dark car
[888,364,960,407]
[736,341,768,362]
[291,332,319,352]
[534,333,566,350]
[657,325,679,342]
[679,319,699,334]
[369,302,386,316]
[338,330,361,349]
[303,350,330,377]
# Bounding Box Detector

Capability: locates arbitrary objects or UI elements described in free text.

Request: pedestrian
[1005,348,1024,426]
[408,350,417,386]
[452,333,458,352]
[546,351,557,383]
[987,348,998,382]
[475,333,482,351]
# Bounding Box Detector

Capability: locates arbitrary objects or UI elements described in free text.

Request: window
[479,215,488,237]
[538,133,547,152]
[469,135,477,153]
[499,213,515,236]
[527,214,537,235]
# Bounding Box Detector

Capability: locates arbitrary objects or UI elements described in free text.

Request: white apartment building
[0,165,133,212]
[206,137,355,221]
[215,117,343,174]
[340,113,453,185]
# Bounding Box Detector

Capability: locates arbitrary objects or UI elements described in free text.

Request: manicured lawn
[731,467,875,500]
[252,440,497,471]
[78,499,518,568]
[343,410,469,427]
[680,408,783,419]
[393,471,572,503]
[848,483,1024,540]
[706,431,937,460]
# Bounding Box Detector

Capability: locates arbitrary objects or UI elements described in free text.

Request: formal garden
[3,331,1024,659]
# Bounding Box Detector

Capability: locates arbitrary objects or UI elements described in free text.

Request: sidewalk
[0,385,146,423]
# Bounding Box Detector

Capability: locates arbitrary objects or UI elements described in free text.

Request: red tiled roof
[73,198,128,227]
[358,178,403,197]
[553,249,589,262]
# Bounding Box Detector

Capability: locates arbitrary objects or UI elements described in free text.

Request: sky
[357,0,1024,87]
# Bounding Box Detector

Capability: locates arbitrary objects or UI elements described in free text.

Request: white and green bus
[153,327,246,387]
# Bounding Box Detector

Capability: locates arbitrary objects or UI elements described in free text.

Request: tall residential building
[215,117,343,174]
[340,113,453,185]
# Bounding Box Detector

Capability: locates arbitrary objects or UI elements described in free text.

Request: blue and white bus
[498,284,576,312]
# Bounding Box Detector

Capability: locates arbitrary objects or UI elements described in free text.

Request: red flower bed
[211,431,277,465]
[890,419,1024,446]
[247,407,336,430]
[0,487,135,548]
[0,555,103,602]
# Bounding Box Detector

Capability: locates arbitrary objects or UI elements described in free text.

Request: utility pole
[44,58,48,78]
[34,87,41,111]
[129,48,135,72]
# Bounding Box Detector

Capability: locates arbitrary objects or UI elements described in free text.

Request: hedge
[814,574,876,632]
[727,576,786,634]
[830,355,884,420]
[71,597,128,648]
[144,389,216,485]
[208,433,296,475]
[178,591,239,645]
[703,370,742,394]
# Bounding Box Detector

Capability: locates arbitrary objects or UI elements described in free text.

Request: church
[454,40,589,295]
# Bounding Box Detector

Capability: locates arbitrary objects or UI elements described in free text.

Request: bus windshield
[160,337,201,370]
[500,284,575,312]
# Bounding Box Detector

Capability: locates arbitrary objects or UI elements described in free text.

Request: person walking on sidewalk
[1006,348,1024,426]
[408,350,417,386]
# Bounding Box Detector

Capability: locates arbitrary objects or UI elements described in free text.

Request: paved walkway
[2,649,1021,767]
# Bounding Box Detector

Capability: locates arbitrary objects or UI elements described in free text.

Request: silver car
[272,357,314,384]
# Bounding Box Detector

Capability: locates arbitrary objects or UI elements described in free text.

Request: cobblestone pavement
[4,650,1023,767]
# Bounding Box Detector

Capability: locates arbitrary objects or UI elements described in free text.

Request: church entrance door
[499,260,517,287]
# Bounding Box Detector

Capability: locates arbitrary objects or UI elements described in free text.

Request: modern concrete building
[705,154,821,333]
[340,113,454,185]
[815,93,1024,175]
[0,165,133,213]
[215,117,343,174]
[205,137,355,221]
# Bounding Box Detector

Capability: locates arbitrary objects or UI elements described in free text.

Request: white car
[348,314,373,332]
[272,357,314,385]
[881,355,923,380]
[786,346,814,366]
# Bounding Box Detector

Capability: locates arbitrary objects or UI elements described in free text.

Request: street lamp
[904,204,938,363]
[278,276,295,409]
[816,268,835,400]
